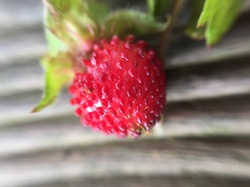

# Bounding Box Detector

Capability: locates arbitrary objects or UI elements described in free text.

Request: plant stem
[158,0,185,58]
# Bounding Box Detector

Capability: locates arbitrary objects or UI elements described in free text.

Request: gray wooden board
[0,0,250,187]
[1,137,250,187]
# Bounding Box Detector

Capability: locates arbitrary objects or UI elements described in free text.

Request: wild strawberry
[69,35,166,138]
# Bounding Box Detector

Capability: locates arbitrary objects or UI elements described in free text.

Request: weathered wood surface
[0,0,250,187]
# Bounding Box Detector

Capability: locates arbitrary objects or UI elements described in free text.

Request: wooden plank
[167,16,250,68]
[1,1,250,187]
[0,137,250,187]
[1,95,250,158]
[167,56,250,102]
[28,175,250,187]
[1,54,250,127]
[1,12,250,69]
[0,0,43,35]
[0,30,46,66]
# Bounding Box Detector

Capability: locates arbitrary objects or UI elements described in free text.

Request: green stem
[158,0,184,58]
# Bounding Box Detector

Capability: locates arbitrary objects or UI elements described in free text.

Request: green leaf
[147,0,171,18]
[80,0,110,25]
[185,0,205,40]
[43,0,73,17]
[43,1,70,56]
[43,0,109,53]
[147,0,155,16]
[197,0,243,45]
[102,10,166,39]
[45,29,68,56]
[31,53,74,113]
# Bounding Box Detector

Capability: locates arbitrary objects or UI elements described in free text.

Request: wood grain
[0,0,250,187]
[1,137,250,187]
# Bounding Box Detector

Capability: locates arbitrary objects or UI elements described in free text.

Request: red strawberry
[69,35,166,138]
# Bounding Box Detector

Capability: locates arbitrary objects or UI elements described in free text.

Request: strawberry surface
[69,35,166,138]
